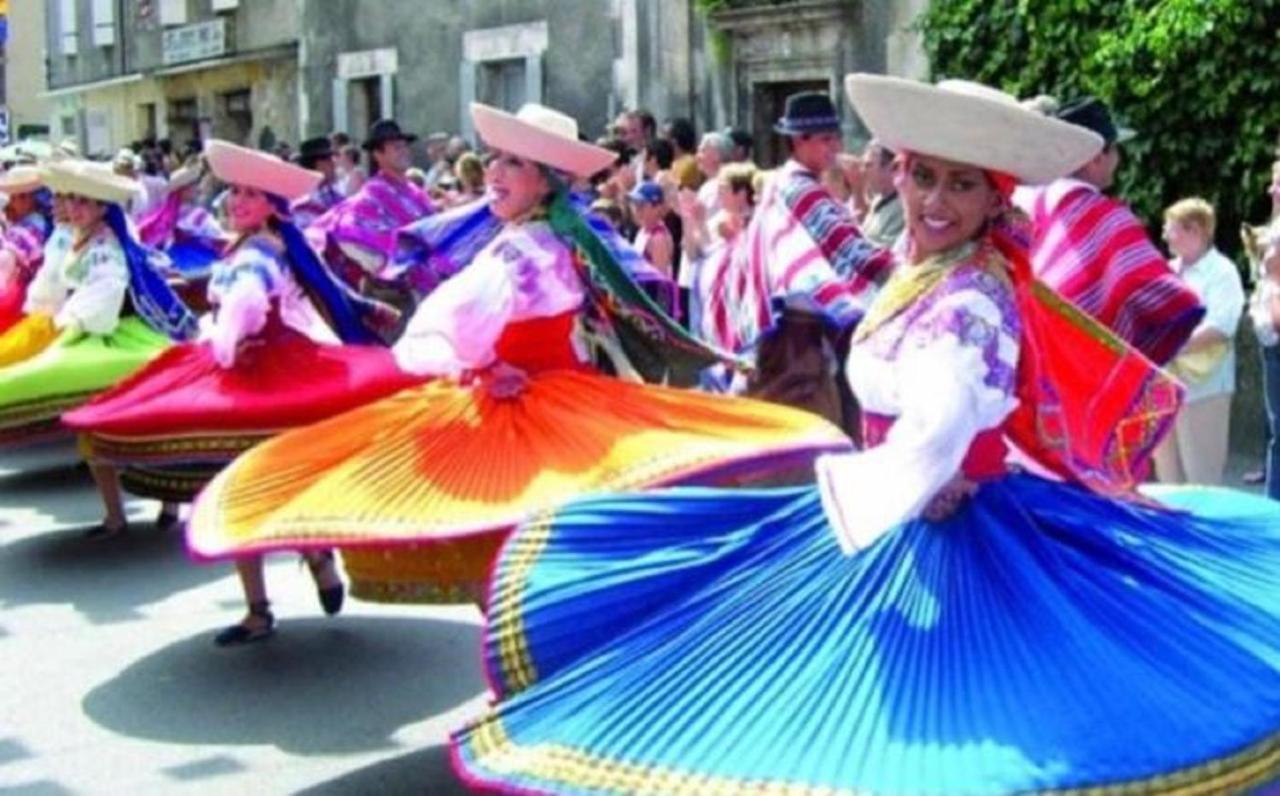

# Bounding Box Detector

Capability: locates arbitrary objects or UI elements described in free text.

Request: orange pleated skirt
[189,369,851,603]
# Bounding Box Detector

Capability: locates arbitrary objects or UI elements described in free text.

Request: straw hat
[0,166,44,195]
[204,139,321,201]
[470,102,617,178]
[843,74,1104,185]
[43,159,140,205]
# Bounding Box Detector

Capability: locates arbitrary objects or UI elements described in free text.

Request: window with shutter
[91,0,116,47]
[60,0,79,56]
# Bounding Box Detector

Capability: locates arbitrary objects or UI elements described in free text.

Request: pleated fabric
[187,371,851,603]
[0,317,168,438]
[0,312,59,367]
[63,322,422,473]
[453,474,1280,794]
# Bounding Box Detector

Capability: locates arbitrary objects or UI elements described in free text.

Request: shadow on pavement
[82,616,485,755]
[0,522,222,624]
[295,743,468,795]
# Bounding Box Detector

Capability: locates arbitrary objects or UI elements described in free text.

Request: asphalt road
[0,441,484,795]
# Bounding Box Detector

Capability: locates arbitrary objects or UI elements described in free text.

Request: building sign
[162,19,227,66]
[337,48,398,80]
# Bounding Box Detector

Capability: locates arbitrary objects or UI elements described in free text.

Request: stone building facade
[297,0,929,164]
[6,1,53,141]
[43,0,299,156]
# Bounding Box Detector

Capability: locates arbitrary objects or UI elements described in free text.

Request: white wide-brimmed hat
[471,102,617,178]
[168,163,203,192]
[43,159,139,205]
[844,74,1104,185]
[204,139,321,201]
[0,166,44,195]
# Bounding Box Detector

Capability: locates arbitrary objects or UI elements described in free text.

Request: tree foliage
[918,0,1280,257]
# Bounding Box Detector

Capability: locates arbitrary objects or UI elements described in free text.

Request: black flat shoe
[318,583,345,616]
[84,521,128,542]
[213,620,275,647]
[306,551,345,616]
[214,602,275,647]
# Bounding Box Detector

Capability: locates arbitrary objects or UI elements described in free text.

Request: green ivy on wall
[918,0,1280,258]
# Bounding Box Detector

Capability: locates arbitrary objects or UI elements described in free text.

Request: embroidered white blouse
[202,233,337,367]
[24,225,129,335]
[393,220,586,377]
[815,252,1022,553]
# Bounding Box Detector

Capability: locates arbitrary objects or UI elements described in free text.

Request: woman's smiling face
[898,153,1003,260]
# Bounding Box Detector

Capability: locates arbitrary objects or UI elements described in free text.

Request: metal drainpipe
[116,0,128,77]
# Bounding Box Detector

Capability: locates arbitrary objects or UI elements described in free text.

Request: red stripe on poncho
[1031,186,1203,365]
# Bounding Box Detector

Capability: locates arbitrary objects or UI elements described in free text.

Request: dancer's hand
[485,361,529,399]
[922,476,978,523]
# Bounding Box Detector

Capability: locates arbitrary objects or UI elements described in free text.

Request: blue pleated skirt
[452,473,1280,794]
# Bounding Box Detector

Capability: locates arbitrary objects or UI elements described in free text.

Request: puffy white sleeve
[54,242,129,334]
[22,252,67,316]
[816,285,1020,554]
[392,252,516,377]
[206,245,282,368]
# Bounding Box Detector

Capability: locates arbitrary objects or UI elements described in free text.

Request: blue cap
[628,181,665,205]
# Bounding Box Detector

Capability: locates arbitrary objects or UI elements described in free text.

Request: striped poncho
[699,160,893,356]
[1027,179,1203,365]
[309,172,436,290]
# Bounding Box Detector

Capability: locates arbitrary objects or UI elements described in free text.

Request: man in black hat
[311,118,436,296]
[1019,95,1203,366]
[714,91,892,443]
[290,136,344,229]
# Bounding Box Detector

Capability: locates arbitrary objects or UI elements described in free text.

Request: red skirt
[0,281,23,336]
[63,322,423,469]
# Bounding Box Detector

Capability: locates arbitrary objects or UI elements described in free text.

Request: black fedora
[1055,96,1135,146]
[297,136,334,168]
[774,92,841,136]
[362,119,419,151]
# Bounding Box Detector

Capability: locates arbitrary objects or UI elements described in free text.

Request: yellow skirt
[189,370,851,603]
[0,313,59,367]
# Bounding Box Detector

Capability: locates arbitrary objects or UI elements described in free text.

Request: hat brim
[0,167,44,195]
[773,120,841,137]
[844,74,1104,185]
[471,103,616,178]
[43,160,139,205]
[205,139,322,202]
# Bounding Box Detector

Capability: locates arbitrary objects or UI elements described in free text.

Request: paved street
[0,442,483,795]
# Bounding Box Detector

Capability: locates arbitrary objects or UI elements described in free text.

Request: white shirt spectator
[1172,246,1245,401]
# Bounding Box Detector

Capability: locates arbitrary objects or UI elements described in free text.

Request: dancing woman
[452,76,1280,794]
[63,141,420,636]
[186,102,852,631]
[0,160,194,455]
[0,166,56,335]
